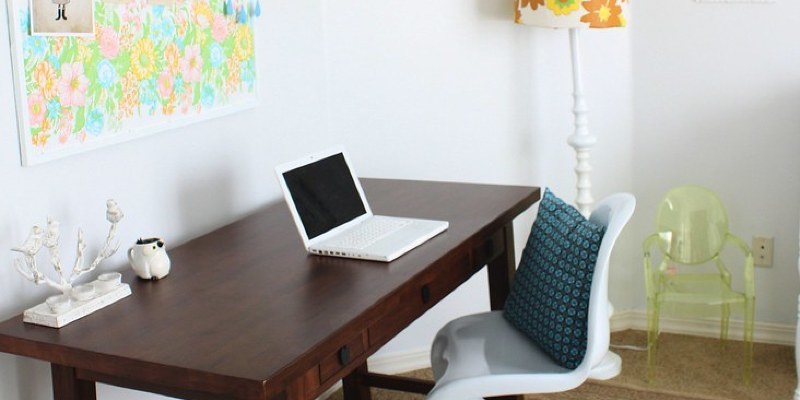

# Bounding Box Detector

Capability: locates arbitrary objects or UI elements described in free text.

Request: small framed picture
[30,0,94,36]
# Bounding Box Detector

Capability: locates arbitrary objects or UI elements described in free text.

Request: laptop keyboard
[328,218,412,250]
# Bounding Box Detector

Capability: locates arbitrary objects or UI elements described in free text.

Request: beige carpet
[327,330,797,400]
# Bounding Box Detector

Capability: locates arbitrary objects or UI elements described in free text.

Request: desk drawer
[368,253,472,347]
[421,253,474,309]
[319,331,368,383]
[367,292,419,347]
[472,228,506,267]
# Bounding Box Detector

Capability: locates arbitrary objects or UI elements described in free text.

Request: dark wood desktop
[0,179,540,400]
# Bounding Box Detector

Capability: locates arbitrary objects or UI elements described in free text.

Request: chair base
[588,351,622,380]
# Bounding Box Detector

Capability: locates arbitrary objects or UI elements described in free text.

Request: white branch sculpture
[11,200,124,295]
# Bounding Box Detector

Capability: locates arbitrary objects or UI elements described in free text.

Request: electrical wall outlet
[752,236,774,267]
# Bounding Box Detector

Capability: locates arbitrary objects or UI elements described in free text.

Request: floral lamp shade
[515,0,628,29]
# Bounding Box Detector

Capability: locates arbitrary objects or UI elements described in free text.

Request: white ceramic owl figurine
[128,238,171,280]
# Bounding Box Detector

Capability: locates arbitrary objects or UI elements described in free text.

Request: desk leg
[487,223,516,311]
[51,364,96,400]
[342,362,371,400]
[486,223,523,400]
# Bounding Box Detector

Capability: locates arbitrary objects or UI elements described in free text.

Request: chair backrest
[582,193,636,371]
[654,185,729,264]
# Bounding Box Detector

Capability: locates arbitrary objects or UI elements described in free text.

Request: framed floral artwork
[7,0,260,165]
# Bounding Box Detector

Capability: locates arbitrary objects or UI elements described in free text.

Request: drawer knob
[338,345,350,366]
[484,239,495,258]
[421,285,431,304]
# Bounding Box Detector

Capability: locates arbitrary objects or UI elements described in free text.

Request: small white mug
[128,237,171,280]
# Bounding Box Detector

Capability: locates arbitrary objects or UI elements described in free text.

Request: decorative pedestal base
[23,283,131,328]
[588,351,622,380]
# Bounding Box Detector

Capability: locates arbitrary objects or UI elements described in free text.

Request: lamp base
[589,351,622,380]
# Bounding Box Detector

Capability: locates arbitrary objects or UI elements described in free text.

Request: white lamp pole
[515,0,628,378]
[567,28,595,217]
[568,30,621,379]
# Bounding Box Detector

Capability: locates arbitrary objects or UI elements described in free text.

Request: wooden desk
[0,179,540,400]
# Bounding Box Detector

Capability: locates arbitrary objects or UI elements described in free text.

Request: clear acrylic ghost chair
[427,193,635,400]
[643,185,754,383]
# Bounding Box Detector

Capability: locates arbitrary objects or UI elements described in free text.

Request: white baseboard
[610,309,796,346]
[368,347,432,375]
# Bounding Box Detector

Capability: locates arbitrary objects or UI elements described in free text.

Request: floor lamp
[515,0,628,217]
[515,0,629,378]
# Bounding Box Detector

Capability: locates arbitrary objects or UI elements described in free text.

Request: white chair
[428,193,635,400]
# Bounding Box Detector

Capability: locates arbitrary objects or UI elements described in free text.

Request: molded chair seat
[431,311,578,397]
[658,272,750,305]
[430,311,622,399]
[644,185,754,383]
[428,193,635,400]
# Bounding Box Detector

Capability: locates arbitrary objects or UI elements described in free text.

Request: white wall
[628,0,800,325]
[8,0,800,399]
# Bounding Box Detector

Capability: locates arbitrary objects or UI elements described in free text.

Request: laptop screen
[281,153,367,240]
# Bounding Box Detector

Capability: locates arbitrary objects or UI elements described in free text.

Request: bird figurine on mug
[128,237,171,280]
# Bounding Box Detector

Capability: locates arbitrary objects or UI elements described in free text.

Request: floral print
[181,44,203,83]
[56,62,88,107]
[19,0,257,155]
[97,59,117,89]
[520,0,545,10]
[97,26,120,59]
[546,0,581,16]
[131,38,157,81]
[580,0,626,28]
[515,0,545,22]
[515,0,627,29]
[28,93,46,127]
[33,62,57,99]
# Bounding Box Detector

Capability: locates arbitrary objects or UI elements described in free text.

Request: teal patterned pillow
[503,188,606,370]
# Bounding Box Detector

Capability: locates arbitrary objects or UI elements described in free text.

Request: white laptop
[275,147,448,262]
